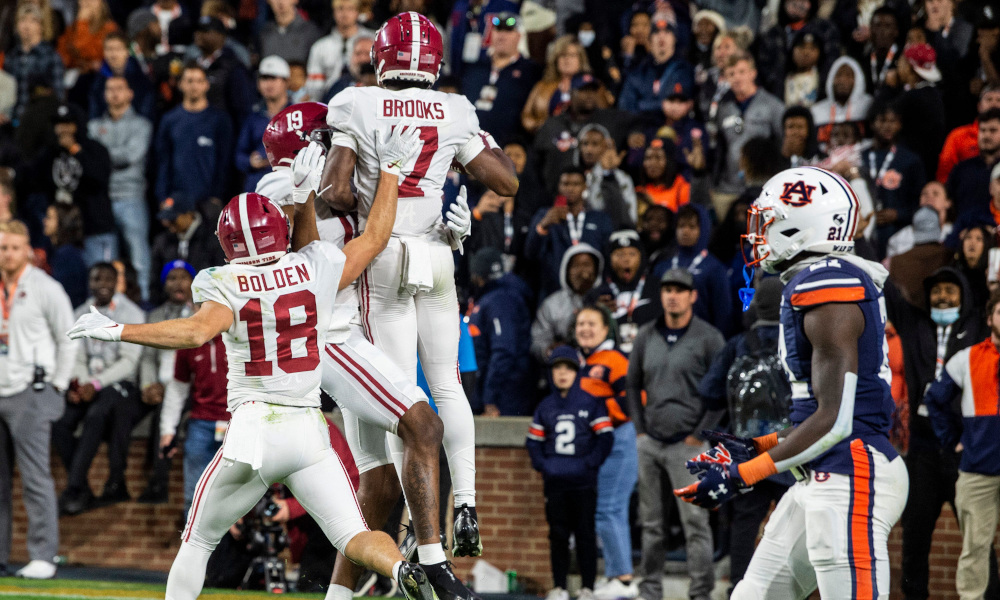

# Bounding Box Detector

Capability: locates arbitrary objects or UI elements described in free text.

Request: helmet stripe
[409,12,420,72]
[238,193,258,257]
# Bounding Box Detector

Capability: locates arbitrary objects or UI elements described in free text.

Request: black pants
[545,485,598,590]
[901,447,1000,600]
[52,382,148,491]
[728,479,788,590]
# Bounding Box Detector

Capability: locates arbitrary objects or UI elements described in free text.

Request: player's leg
[956,470,1000,599]
[414,244,479,555]
[165,452,269,600]
[730,483,816,600]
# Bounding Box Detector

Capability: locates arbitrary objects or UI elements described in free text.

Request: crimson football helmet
[262,102,331,169]
[216,193,291,266]
[371,12,443,87]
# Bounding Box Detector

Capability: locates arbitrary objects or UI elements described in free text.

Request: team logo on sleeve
[779,181,817,207]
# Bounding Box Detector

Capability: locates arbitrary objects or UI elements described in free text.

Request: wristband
[737,453,778,486]
[753,432,779,453]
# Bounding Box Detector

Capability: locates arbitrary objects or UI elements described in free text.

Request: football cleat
[422,561,481,600]
[396,562,436,600]
[398,524,418,562]
[452,504,482,557]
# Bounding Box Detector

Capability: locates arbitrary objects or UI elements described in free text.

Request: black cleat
[422,561,481,600]
[399,525,418,561]
[397,562,436,600]
[451,504,482,557]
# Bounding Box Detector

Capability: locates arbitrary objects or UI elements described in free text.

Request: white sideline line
[0,591,157,600]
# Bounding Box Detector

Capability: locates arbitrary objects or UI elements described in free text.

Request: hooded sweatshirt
[586,241,661,353]
[810,56,873,138]
[531,244,604,362]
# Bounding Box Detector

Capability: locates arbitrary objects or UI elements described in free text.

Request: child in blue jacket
[527,346,615,600]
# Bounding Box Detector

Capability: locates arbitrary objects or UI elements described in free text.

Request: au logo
[779,181,816,207]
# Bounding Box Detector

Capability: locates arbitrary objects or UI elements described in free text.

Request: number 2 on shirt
[238,290,320,376]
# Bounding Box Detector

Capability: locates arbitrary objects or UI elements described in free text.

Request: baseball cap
[903,43,941,83]
[53,103,83,126]
[659,268,694,290]
[196,15,227,34]
[160,259,196,284]
[126,9,157,40]
[470,247,505,282]
[519,1,556,33]
[652,18,676,33]
[663,79,693,101]
[157,195,195,222]
[608,229,641,253]
[258,55,290,79]
[911,205,941,246]
[750,277,782,323]
[570,72,602,91]
[547,345,583,369]
[490,11,518,31]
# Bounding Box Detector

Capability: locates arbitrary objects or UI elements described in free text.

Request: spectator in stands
[527,345,613,600]
[810,56,872,145]
[926,289,1000,600]
[526,167,614,299]
[694,30,743,127]
[634,137,690,213]
[136,260,195,504]
[0,220,76,580]
[54,262,145,515]
[259,0,323,64]
[851,6,901,94]
[627,268,724,600]
[689,10,724,77]
[42,203,87,307]
[287,60,308,103]
[532,73,630,197]
[618,20,694,119]
[638,202,673,264]
[522,35,600,134]
[323,34,374,100]
[125,9,160,68]
[644,80,706,180]
[192,16,253,129]
[466,189,521,267]
[155,64,232,214]
[149,194,226,303]
[573,306,639,599]
[463,12,541,148]
[160,328,229,513]
[235,56,289,193]
[531,243,602,362]
[149,0,185,53]
[468,247,533,417]
[6,4,64,121]
[578,124,636,228]
[890,43,948,181]
[954,223,993,310]
[88,75,153,301]
[783,31,823,107]
[947,108,1000,224]
[619,10,651,76]
[587,230,659,354]
[149,19,191,114]
[888,206,955,309]
[446,0,520,79]
[196,1,251,68]
[938,85,1000,183]
[886,181,955,258]
[56,0,117,75]
[87,31,155,121]
[757,0,840,98]
[781,106,822,167]
[867,101,926,255]
[0,173,14,226]
[305,0,374,101]
[712,52,784,215]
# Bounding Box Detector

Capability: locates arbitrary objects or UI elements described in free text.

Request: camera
[238,488,288,593]
[32,365,46,392]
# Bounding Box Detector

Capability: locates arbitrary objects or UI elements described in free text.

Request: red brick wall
[7,439,972,597]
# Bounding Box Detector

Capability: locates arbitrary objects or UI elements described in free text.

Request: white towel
[221,401,265,470]
[400,238,434,295]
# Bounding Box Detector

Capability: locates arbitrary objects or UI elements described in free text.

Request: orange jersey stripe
[593,421,613,432]
[969,341,1000,417]
[790,286,866,307]
[849,439,875,600]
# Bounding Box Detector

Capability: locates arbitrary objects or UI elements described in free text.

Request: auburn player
[66,127,433,600]
[674,167,909,598]
[319,11,519,563]
[256,103,478,600]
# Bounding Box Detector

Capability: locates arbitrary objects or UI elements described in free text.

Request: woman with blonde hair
[521,35,612,133]
[15,0,61,41]
[56,0,116,73]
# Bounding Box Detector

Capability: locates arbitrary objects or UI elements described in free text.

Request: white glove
[255,170,294,207]
[291,141,326,204]
[67,306,123,342]
[376,126,421,177]
[445,185,472,254]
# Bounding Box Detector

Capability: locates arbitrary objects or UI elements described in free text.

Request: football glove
[674,462,748,510]
[445,185,471,254]
[377,126,421,177]
[686,443,738,477]
[67,306,123,342]
[256,170,294,207]
[291,141,325,205]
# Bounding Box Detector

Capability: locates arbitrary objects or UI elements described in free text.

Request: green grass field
[0,577,328,600]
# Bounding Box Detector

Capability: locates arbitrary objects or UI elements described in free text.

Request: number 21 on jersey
[238,290,320,376]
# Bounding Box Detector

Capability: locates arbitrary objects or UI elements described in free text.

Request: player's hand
[67,306,123,342]
[446,186,472,254]
[257,172,294,206]
[674,462,748,510]
[686,443,734,476]
[377,125,421,176]
[291,141,326,204]
[702,430,762,458]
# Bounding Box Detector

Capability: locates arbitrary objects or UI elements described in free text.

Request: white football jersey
[192,241,345,411]
[327,86,490,237]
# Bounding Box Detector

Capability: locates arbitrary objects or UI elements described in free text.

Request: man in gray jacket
[531,243,603,362]
[627,268,725,600]
[88,76,153,301]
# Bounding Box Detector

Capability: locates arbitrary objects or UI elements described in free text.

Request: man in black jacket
[149,194,226,304]
[886,266,999,600]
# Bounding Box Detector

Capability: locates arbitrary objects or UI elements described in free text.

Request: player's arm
[318,142,358,212]
[68,301,234,350]
[463,142,519,197]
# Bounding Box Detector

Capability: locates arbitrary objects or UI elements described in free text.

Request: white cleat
[16,560,56,579]
[593,579,639,600]
[546,587,570,600]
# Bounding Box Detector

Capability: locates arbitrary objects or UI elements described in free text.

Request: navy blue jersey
[527,388,614,489]
[780,258,898,474]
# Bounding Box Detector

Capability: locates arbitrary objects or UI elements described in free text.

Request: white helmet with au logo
[744,166,861,274]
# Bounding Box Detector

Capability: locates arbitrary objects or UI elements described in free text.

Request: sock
[164,543,213,600]
[325,584,353,600]
[418,543,447,565]
[454,499,476,509]
[392,561,403,582]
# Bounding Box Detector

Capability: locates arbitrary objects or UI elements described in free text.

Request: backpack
[725,328,792,439]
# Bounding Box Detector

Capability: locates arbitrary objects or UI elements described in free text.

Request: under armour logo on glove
[707,483,729,500]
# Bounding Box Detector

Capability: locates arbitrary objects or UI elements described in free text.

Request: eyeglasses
[491,15,517,28]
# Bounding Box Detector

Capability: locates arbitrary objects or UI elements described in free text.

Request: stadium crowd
[3,0,1000,597]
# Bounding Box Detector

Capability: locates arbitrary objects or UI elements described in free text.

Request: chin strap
[738,265,755,312]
